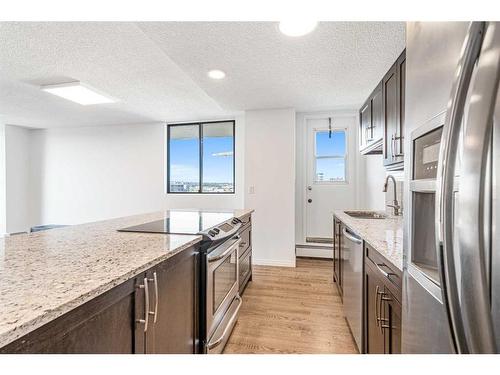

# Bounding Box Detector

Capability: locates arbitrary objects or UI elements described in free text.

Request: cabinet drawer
[365,243,402,298]
[239,225,251,256]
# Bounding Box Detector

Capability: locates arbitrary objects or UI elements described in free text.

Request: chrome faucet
[383,175,402,216]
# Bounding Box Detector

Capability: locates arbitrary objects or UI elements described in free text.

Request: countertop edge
[333,210,403,271]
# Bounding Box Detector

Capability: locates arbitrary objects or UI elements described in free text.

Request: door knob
[308,199,312,203]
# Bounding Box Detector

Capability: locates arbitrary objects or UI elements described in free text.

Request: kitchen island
[0,209,252,353]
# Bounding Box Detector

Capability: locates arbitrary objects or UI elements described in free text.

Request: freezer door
[457,22,500,353]
[493,76,500,351]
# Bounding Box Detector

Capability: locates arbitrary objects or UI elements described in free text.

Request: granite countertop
[333,210,403,271]
[0,208,253,348]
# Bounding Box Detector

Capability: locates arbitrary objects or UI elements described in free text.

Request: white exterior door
[304,116,357,243]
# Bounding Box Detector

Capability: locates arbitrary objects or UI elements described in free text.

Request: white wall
[29,118,245,226]
[361,154,386,210]
[245,108,296,267]
[5,125,32,233]
[0,123,6,235]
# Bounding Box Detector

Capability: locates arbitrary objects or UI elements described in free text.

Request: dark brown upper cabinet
[359,49,406,170]
[383,50,406,170]
[359,82,383,154]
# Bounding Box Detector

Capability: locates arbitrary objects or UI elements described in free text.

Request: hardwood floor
[224,258,358,354]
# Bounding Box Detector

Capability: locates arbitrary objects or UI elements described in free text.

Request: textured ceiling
[0,22,405,128]
[0,22,226,128]
[138,22,405,112]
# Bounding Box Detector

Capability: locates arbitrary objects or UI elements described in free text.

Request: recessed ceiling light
[40,82,116,105]
[207,69,226,80]
[278,20,318,37]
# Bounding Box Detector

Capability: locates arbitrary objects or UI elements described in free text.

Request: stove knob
[231,218,240,224]
[212,228,220,234]
[208,230,217,237]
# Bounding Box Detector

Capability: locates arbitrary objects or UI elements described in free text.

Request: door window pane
[202,122,234,193]
[169,125,200,192]
[316,131,346,156]
[314,129,347,183]
[315,158,346,182]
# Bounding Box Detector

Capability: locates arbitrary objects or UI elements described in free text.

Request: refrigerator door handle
[457,22,500,354]
[435,21,485,354]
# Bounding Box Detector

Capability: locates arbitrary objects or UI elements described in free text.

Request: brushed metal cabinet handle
[148,272,159,324]
[136,277,150,332]
[375,263,396,279]
[378,288,386,334]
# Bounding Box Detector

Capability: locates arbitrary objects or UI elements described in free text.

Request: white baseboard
[253,258,296,267]
[296,247,333,259]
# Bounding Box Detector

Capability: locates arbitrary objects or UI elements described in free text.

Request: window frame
[312,127,349,184]
[166,120,236,194]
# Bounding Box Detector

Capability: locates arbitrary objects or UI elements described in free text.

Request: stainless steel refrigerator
[403,22,500,353]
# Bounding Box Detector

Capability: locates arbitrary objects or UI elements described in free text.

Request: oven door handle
[208,236,241,263]
[206,295,242,351]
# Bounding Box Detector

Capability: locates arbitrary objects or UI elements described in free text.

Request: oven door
[206,236,241,345]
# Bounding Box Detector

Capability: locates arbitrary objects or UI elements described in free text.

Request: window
[314,129,347,183]
[167,121,235,193]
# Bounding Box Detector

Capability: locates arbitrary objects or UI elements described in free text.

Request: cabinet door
[371,83,383,141]
[383,287,402,354]
[359,99,371,149]
[383,61,398,165]
[364,263,385,354]
[395,51,406,160]
[146,247,199,354]
[2,277,140,354]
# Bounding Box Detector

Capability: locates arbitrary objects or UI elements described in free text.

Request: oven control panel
[205,217,242,239]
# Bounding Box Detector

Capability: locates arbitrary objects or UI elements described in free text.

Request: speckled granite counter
[333,210,403,271]
[0,208,253,348]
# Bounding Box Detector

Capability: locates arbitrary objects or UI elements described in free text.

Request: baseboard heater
[305,236,333,244]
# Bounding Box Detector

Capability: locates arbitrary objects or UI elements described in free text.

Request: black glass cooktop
[118,211,234,235]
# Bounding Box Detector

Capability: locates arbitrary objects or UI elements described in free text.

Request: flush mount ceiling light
[40,82,116,105]
[278,20,318,37]
[207,69,226,80]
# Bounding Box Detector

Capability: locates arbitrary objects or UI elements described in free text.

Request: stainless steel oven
[205,235,242,353]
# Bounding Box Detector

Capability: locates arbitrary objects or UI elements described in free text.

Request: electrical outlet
[249,186,255,194]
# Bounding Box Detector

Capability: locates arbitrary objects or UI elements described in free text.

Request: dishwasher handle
[342,227,362,244]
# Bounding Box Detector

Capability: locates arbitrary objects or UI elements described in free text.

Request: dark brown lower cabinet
[1,245,199,354]
[383,287,402,354]
[143,246,199,354]
[364,243,402,354]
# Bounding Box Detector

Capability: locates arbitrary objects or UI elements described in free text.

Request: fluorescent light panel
[41,82,116,105]
[279,20,318,37]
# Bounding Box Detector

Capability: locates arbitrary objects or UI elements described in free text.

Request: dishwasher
[341,225,363,351]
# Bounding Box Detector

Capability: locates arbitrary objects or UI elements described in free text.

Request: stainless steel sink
[344,211,386,219]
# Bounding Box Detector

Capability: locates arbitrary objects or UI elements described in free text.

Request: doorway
[297,114,358,257]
